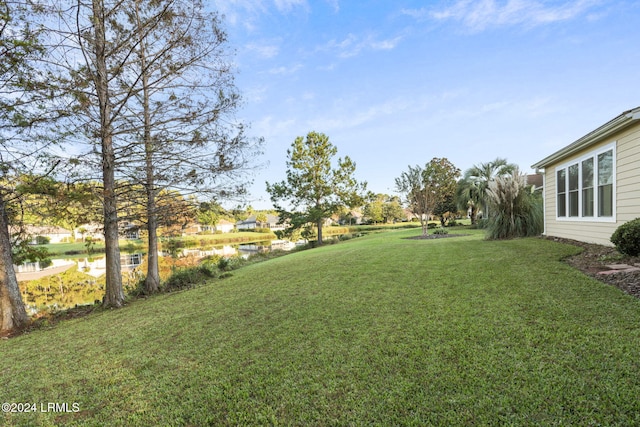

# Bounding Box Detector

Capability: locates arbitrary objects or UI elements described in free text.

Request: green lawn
[3,229,640,426]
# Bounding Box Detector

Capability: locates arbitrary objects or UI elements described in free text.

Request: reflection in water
[77,253,143,278]
[14,258,75,274]
[17,239,302,314]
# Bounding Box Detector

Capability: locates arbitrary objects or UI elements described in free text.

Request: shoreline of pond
[38,224,423,259]
[17,223,424,280]
[16,224,426,317]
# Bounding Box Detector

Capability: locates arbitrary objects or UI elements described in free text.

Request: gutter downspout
[541,171,547,237]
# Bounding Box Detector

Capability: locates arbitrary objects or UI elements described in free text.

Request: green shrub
[163,265,219,292]
[216,255,247,272]
[485,171,543,240]
[432,227,449,235]
[611,218,640,256]
[126,278,147,297]
[217,257,231,271]
[471,218,489,230]
[163,269,200,292]
[35,235,51,245]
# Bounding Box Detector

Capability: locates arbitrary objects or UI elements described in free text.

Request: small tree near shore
[266,131,366,245]
[395,158,460,236]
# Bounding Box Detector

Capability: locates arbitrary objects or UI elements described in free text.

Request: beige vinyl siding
[543,167,556,237]
[616,125,640,224]
[543,121,640,246]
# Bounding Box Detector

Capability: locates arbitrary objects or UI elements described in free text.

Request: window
[581,158,594,217]
[557,169,566,217]
[555,143,615,221]
[598,150,613,217]
[568,164,579,217]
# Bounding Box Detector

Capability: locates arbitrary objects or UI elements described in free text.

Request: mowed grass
[3,229,640,426]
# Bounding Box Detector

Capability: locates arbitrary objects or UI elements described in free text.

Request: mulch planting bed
[548,237,640,299]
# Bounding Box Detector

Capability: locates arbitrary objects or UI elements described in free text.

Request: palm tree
[455,178,483,224]
[462,158,517,220]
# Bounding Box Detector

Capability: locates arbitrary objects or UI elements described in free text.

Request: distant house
[235,216,257,231]
[236,214,286,231]
[77,222,143,241]
[526,173,544,191]
[75,223,104,241]
[215,219,235,233]
[531,106,640,246]
[335,210,363,225]
[179,220,235,235]
[21,225,73,244]
[120,221,141,239]
[402,208,433,222]
[181,223,214,235]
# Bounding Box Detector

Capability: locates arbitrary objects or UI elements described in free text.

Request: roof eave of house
[531,106,640,170]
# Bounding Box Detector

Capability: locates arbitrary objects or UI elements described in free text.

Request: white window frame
[554,141,616,222]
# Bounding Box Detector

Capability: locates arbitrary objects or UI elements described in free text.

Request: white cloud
[273,0,308,13]
[210,0,268,32]
[302,91,316,100]
[243,85,269,104]
[307,98,411,131]
[245,42,280,58]
[441,96,558,120]
[320,33,402,58]
[318,63,337,71]
[267,63,303,75]
[253,116,299,144]
[211,0,309,29]
[325,0,340,13]
[408,0,601,32]
[370,36,403,50]
[399,8,430,20]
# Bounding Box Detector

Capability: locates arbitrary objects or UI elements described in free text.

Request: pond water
[17,240,301,278]
[16,239,303,315]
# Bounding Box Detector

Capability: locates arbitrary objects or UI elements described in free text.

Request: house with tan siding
[215,219,235,233]
[531,106,640,246]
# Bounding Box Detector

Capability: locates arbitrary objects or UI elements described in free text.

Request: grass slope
[3,229,640,426]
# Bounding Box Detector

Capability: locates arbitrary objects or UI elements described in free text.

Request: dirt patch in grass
[547,237,640,299]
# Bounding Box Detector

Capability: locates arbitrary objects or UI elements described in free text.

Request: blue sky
[211,0,640,209]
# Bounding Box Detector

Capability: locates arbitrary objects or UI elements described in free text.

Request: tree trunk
[144,188,160,293]
[93,0,124,308]
[145,212,160,293]
[102,178,124,307]
[137,3,160,293]
[317,218,323,245]
[0,196,29,334]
